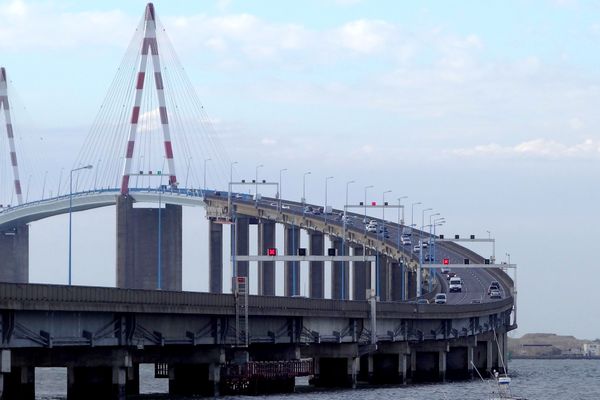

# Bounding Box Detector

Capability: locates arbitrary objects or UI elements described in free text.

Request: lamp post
[302,171,311,205]
[381,190,392,239]
[324,176,333,224]
[342,180,355,300]
[203,158,211,195]
[411,201,421,228]
[279,168,288,212]
[68,164,93,285]
[417,207,432,297]
[255,164,264,200]
[487,230,496,263]
[230,161,238,185]
[398,196,408,226]
[363,185,374,226]
[279,168,288,200]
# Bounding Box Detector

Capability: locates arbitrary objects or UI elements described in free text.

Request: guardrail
[0,282,513,320]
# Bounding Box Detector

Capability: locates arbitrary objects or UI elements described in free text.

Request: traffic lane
[240,197,501,302]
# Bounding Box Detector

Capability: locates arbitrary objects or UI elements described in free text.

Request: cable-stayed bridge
[0,4,516,399]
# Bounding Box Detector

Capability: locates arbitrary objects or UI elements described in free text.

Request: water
[35,359,600,399]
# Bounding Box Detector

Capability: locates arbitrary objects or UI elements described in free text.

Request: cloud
[449,138,600,159]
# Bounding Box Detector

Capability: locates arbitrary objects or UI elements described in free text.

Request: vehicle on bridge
[434,293,447,304]
[449,276,463,292]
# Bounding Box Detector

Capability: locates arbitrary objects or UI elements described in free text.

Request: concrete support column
[367,354,374,382]
[378,256,391,301]
[0,225,28,283]
[486,340,493,373]
[348,357,359,389]
[391,261,402,301]
[116,195,182,290]
[467,346,475,378]
[67,366,126,400]
[309,232,324,298]
[284,225,300,296]
[352,246,370,301]
[209,220,223,293]
[438,351,447,382]
[257,221,276,296]
[209,363,221,397]
[232,216,250,278]
[125,364,139,396]
[399,352,408,384]
[410,351,416,376]
[0,356,34,400]
[331,238,349,300]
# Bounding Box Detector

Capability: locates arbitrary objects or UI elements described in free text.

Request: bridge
[0,3,517,400]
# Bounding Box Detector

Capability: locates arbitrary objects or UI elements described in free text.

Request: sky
[1,0,600,340]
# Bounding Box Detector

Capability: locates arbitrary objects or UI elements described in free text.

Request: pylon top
[1,67,6,83]
[145,3,155,22]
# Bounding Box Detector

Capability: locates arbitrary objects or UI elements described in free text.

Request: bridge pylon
[120,3,177,195]
[0,67,23,205]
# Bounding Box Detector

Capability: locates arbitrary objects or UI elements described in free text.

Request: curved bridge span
[0,187,516,399]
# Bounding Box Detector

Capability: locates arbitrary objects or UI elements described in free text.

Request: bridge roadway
[0,187,511,303]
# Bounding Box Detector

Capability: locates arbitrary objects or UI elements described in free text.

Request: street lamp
[324,176,334,224]
[417,207,432,297]
[279,168,288,212]
[302,171,311,205]
[381,190,392,239]
[68,164,93,285]
[487,230,496,263]
[342,180,355,300]
[397,196,408,250]
[203,158,211,195]
[344,180,355,222]
[411,202,421,228]
[255,164,264,199]
[230,161,238,185]
[363,185,374,226]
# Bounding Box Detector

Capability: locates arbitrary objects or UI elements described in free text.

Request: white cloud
[450,138,600,159]
[335,19,394,54]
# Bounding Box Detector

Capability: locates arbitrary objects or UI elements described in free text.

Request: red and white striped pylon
[0,67,23,205]
[120,3,177,195]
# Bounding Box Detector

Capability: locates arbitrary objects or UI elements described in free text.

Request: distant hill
[509,333,600,358]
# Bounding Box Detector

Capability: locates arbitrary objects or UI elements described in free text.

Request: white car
[419,240,429,249]
[366,224,378,233]
[449,277,462,293]
[434,293,447,304]
[413,244,421,253]
[401,236,411,246]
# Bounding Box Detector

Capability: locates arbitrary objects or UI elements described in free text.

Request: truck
[449,277,462,293]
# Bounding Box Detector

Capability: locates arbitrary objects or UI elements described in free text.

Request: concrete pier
[352,246,369,301]
[0,360,34,400]
[0,225,28,283]
[209,220,223,293]
[308,232,324,298]
[331,238,349,300]
[391,261,403,301]
[378,256,391,301]
[258,221,276,296]
[284,225,300,296]
[116,196,182,290]
[232,216,250,278]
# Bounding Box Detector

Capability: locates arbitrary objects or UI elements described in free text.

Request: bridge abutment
[116,195,182,290]
[0,225,28,284]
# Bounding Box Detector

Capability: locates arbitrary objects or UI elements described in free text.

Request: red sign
[443,258,450,265]
[371,201,377,206]
[267,248,277,256]
[237,277,246,283]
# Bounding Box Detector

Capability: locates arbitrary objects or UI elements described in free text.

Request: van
[449,277,462,293]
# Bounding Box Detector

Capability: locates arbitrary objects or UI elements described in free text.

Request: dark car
[487,281,500,294]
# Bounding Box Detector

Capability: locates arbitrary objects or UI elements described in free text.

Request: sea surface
[35,358,600,400]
